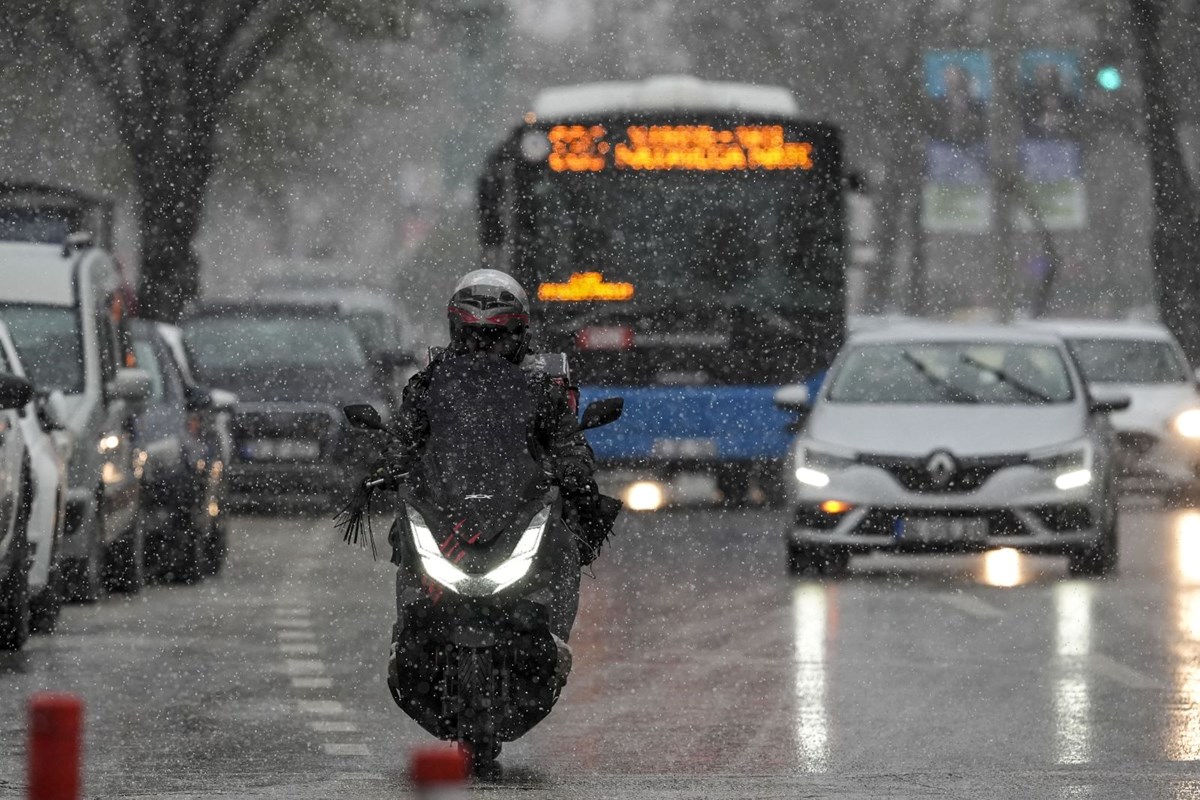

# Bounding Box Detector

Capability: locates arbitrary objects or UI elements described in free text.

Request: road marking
[299,700,346,715]
[278,630,316,641]
[937,592,1004,619]
[312,720,359,733]
[1091,654,1165,690]
[273,607,311,617]
[279,642,320,655]
[283,659,326,675]
[293,677,334,689]
[274,618,313,629]
[322,743,370,756]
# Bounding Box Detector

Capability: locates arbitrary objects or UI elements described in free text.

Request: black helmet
[447,269,531,363]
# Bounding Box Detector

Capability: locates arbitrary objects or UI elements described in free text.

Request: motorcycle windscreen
[419,353,544,543]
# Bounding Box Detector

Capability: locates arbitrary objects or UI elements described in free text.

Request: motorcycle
[341,360,622,770]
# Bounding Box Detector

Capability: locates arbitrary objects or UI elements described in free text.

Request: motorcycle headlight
[1029,440,1093,491]
[1175,409,1200,439]
[407,504,552,596]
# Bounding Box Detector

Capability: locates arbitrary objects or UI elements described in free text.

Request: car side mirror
[580,397,623,431]
[1088,392,1131,414]
[184,385,213,412]
[208,388,237,412]
[773,383,810,412]
[344,403,385,431]
[36,390,68,431]
[106,368,152,404]
[0,373,33,411]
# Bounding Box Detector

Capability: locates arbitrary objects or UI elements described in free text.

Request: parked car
[0,322,71,633]
[0,369,35,649]
[1022,319,1200,497]
[777,324,1127,577]
[180,302,386,508]
[0,241,151,601]
[128,320,231,582]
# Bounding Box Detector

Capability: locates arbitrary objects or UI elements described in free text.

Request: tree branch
[215,0,322,103]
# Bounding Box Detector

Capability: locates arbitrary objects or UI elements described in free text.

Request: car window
[1067,337,1190,384]
[0,303,84,393]
[131,340,165,403]
[827,341,1074,405]
[182,315,368,377]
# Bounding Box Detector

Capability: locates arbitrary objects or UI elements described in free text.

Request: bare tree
[1129,0,1200,356]
[30,0,408,319]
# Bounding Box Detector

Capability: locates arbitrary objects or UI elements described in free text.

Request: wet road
[3,501,1200,798]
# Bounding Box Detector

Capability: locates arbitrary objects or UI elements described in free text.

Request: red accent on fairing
[568,387,580,414]
[454,551,467,564]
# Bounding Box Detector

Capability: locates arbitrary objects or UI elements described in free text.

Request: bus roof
[531,75,801,121]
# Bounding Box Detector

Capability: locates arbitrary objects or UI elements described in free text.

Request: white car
[778,324,1125,577]
[0,322,71,632]
[1022,319,1200,495]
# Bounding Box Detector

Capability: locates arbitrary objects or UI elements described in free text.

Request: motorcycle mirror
[580,397,623,431]
[344,403,385,431]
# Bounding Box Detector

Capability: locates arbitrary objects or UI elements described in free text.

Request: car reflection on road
[1172,511,1200,761]
[792,583,831,773]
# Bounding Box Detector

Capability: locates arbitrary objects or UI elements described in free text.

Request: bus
[478,75,848,504]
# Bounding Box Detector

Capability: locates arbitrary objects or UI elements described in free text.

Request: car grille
[857,452,1027,493]
[852,509,1032,537]
[1116,431,1158,457]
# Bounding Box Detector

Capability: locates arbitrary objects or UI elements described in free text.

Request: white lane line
[274,618,313,629]
[278,630,316,641]
[937,592,1004,619]
[293,677,334,689]
[299,700,347,715]
[1091,654,1165,690]
[283,659,327,675]
[273,607,311,617]
[323,743,370,756]
[279,643,320,655]
[311,720,359,733]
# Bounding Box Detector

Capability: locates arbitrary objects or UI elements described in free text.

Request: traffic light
[1096,65,1122,91]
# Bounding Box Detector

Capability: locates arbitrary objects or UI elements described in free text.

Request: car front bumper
[789,464,1106,554]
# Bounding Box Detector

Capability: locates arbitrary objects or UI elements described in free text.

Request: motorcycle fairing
[418,353,545,546]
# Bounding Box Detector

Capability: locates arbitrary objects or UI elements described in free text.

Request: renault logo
[926,451,958,487]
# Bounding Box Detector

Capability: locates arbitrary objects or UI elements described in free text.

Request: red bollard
[28,693,83,800]
[409,743,469,791]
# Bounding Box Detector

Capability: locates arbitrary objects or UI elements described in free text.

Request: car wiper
[898,350,980,404]
[957,354,1054,403]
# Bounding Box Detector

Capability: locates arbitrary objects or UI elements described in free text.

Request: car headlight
[794,442,857,487]
[1029,440,1093,490]
[408,504,551,596]
[1175,409,1200,439]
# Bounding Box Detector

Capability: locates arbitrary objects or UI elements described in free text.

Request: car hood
[195,366,377,405]
[807,402,1087,457]
[1088,382,1199,433]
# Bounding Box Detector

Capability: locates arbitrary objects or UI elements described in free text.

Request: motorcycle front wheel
[454,646,501,769]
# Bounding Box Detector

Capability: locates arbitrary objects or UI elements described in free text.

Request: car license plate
[902,517,987,542]
[243,439,320,462]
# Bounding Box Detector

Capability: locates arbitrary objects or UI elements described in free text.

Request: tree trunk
[1130,0,1200,358]
[126,111,215,322]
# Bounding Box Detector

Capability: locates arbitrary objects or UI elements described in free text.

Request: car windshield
[0,303,84,393]
[827,341,1074,405]
[183,315,368,378]
[1067,337,1190,384]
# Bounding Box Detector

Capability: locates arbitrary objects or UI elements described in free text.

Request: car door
[0,346,26,555]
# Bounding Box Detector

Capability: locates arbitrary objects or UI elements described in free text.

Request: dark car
[179,302,386,508]
[259,288,417,412]
[128,320,229,582]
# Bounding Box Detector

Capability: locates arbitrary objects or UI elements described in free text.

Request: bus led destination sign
[547,124,813,173]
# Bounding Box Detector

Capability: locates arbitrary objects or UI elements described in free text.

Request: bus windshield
[525,168,833,311]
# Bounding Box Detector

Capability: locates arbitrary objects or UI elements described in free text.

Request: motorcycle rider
[363,269,619,697]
